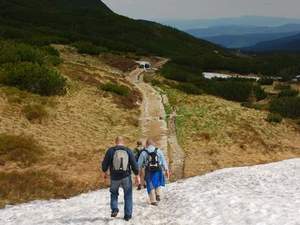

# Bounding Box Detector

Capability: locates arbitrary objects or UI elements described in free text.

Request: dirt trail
[127,59,185,179]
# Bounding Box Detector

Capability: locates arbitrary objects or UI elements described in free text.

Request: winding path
[127,59,185,179]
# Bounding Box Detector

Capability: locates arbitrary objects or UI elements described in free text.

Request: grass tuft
[0,134,44,167]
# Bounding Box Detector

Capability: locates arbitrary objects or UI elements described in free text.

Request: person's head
[146,138,155,147]
[136,140,143,147]
[115,136,124,146]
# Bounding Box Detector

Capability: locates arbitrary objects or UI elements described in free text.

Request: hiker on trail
[137,139,170,206]
[133,140,147,190]
[102,136,139,221]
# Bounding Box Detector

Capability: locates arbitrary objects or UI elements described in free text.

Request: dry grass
[22,104,48,122]
[0,134,44,167]
[161,85,300,177]
[0,169,84,208]
[100,53,137,72]
[0,45,141,207]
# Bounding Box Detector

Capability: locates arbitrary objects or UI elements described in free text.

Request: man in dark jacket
[102,136,139,221]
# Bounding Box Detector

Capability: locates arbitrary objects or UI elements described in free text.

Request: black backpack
[145,148,161,172]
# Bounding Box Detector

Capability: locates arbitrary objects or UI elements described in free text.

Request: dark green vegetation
[100,82,130,96]
[161,65,268,102]
[72,41,108,55]
[1,0,300,81]
[0,41,66,96]
[266,113,283,123]
[0,134,44,167]
[270,97,300,118]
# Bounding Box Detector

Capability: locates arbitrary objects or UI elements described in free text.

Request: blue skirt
[145,170,165,193]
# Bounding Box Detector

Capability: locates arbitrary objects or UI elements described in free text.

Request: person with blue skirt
[137,138,170,206]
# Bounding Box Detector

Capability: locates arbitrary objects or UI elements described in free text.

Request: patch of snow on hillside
[1,159,299,225]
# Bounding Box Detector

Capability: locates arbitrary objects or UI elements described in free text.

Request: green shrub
[0,41,44,65]
[41,46,60,57]
[254,85,268,101]
[1,63,66,96]
[278,89,299,97]
[73,41,108,55]
[100,82,130,96]
[22,104,48,122]
[212,80,253,102]
[0,41,61,67]
[259,78,274,85]
[266,113,283,123]
[177,83,203,95]
[270,97,300,118]
[274,83,290,90]
[0,134,44,167]
[151,79,161,86]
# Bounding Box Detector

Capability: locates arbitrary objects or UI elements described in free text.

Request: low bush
[177,83,203,95]
[100,82,130,96]
[270,97,300,118]
[278,89,299,97]
[211,80,254,102]
[73,41,107,55]
[274,83,290,90]
[22,104,48,122]
[0,41,44,65]
[266,113,283,123]
[254,85,268,101]
[259,78,274,85]
[0,134,44,167]
[1,63,66,96]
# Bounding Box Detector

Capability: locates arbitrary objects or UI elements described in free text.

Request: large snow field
[1,159,299,225]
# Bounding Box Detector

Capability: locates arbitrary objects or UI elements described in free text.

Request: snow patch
[1,159,299,225]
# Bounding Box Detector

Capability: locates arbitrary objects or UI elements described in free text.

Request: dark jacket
[102,145,139,180]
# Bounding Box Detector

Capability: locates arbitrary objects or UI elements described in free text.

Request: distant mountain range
[205,32,299,49]
[244,33,300,52]
[161,16,300,30]
[185,24,300,48]
[186,24,300,37]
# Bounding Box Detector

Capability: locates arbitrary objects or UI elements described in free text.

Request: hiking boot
[111,209,119,217]
[156,195,161,202]
[151,202,158,206]
[137,184,142,190]
[124,215,132,221]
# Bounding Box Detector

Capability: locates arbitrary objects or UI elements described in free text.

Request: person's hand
[135,175,141,186]
[103,172,108,180]
[165,170,170,179]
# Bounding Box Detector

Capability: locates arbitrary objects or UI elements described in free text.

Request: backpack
[145,148,161,172]
[112,148,129,173]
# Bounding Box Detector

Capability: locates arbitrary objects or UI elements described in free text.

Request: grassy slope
[159,83,300,177]
[0,46,141,207]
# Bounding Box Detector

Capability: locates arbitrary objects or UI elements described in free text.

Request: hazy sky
[102,0,300,20]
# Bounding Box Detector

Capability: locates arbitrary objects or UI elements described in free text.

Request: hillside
[2,0,300,78]
[244,33,300,52]
[0,0,219,56]
[0,45,142,207]
[1,159,299,225]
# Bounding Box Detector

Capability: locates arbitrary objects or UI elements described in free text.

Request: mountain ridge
[244,33,300,52]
